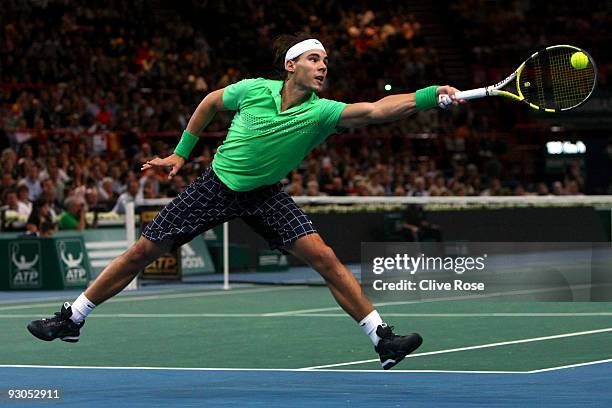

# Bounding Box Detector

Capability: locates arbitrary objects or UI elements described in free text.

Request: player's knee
[310,245,339,272]
[126,238,162,265]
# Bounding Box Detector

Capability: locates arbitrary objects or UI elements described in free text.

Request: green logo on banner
[9,241,42,289]
[181,242,205,270]
[57,239,88,285]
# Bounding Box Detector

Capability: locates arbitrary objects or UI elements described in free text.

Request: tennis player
[27,34,462,370]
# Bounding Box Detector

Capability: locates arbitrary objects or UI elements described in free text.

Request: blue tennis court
[2,362,611,407]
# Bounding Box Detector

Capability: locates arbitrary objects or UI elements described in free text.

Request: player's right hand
[141,153,186,179]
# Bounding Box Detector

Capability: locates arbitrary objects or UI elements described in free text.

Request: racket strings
[548,49,595,109]
[518,46,596,111]
[518,57,546,107]
[532,57,545,106]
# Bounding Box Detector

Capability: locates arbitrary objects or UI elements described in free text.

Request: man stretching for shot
[27,34,463,370]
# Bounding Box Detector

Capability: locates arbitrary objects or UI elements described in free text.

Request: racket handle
[455,88,488,100]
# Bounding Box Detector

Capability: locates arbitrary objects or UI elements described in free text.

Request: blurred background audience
[1,0,611,232]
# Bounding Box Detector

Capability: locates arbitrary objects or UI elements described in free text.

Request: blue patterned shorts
[142,167,316,250]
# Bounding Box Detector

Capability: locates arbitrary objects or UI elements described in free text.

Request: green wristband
[415,85,439,110]
[174,130,199,159]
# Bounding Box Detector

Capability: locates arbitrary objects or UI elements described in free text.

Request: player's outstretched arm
[142,88,227,178]
[337,85,463,129]
[185,88,228,134]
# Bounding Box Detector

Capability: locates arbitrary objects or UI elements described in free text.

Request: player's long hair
[271,32,322,80]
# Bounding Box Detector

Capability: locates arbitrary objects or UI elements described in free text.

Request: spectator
[401,205,442,242]
[26,199,57,236]
[40,158,70,186]
[327,176,347,196]
[40,179,62,219]
[565,180,583,195]
[108,166,124,195]
[481,178,503,196]
[430,175,449,196]
[139,170,160,196]
[85,185,110,228]
[408,177,429,197]
[112,180,141,214]
[18,162,42,201]
[166,175,186,197]
[306,180,325,196]
[1,189,31,217]
[85,186,107,213]
[552,181,565,195]
[354,177,371,196]
[58,197,86,231]
[514,184,529,196]
[16,184,32,216]
[319,163,336,193]
[99,177,118,210]
[285,173,304,196]
[1,148,18,176]
[0,174,17,203]
[366,172,386,196]
[142,180,157,199]
[537,182,550,196]
[69,163,87,189]
[134,142,155,167]
[39,217,58,236]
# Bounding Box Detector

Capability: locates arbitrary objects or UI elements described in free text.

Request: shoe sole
[381,334,423,370]
[27,324,80,343]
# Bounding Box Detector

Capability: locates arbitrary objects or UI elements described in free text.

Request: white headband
[284,39,326,64]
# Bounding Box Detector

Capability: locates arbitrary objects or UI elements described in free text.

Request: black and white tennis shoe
[27,302,84,343]
[375,324,423,370]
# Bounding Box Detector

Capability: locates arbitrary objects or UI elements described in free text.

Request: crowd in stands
[289,137,588,197]
[0,133,591,234]
[450,0,611,91]
[1,1,610,234]
[0,137,200,233]
[0,0,441,135]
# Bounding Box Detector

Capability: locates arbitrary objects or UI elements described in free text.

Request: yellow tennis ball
[570,52,588,70]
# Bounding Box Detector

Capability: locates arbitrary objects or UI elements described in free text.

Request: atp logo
[57,240,88,285]
[9,241,42,289]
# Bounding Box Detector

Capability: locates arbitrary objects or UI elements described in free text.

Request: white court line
[1,313,275,318]
[263,284,599,316]
[0,364,527,374]
[0,286,307,311]
[3,312,612,319]
[0,284,259,305]
[528,358,612,373]
[2,359,612,374]
[294,312,612,317]
[299,327,612,370]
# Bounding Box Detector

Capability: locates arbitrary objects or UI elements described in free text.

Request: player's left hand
[141,153,186,179]
[436,85,466,109]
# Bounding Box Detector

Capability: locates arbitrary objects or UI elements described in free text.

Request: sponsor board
[9,240,42,289]
[56,239,89,286]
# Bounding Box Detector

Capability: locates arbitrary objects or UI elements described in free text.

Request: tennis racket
[439,44,597,112]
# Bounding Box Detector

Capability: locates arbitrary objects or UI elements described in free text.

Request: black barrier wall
[228,207,609,267]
